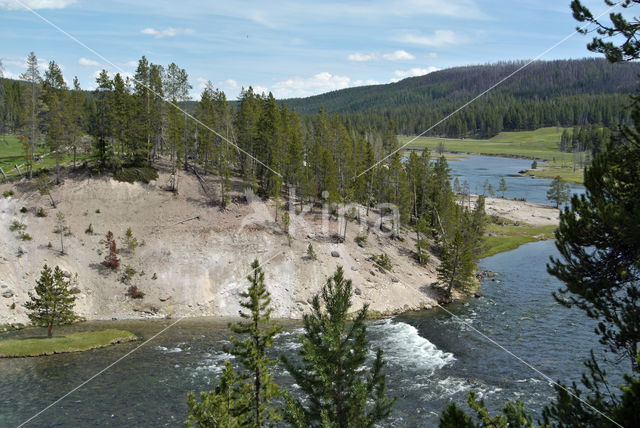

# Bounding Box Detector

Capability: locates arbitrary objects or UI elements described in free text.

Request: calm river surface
[447,154,584,205]
[1,155,615,427]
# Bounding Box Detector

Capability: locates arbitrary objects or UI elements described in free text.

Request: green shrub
[95,208,101,214]
[20,207,27,213]
[124,227,139,252]
[9,220,26,232]
[121,265,137,284]
[36,207,47,217]
[9,302,15,310]
[372,253,392,271]
[47,242,52,248]
[3,190,14,198]
[85,223,94,234]
[152,273,157,280]
[114,167,158,184]
[355,229,369,245]
[306,243,317,261]
[19,232,32,241]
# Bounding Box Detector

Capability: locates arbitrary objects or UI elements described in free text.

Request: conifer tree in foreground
[186,259,282,428]
[283,266,394,427]
[24,265,77,337]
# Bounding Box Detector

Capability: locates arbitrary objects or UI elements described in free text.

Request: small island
[0,265,137,358]
[0,329,138,358]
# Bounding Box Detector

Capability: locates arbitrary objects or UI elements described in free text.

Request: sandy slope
[470,195,559,226]
[0,168,444,324]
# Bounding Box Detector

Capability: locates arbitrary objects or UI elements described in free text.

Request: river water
[0,155,616,427]
[447,154,584,205]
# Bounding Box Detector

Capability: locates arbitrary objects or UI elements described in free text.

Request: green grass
[482,223,557,258]
[0,324,26,333]
[0,329,138,357]
[400,127,586,183]
[0,135,90,179]
[400,127,574,162]
[525,165,584,184]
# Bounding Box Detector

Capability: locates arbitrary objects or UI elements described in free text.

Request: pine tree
[94,70,113,169]
[282,211,291,246]
[42,60,68,184]
[415,216,431,265]
[36,171,56,207]
[102,231,120,270]
[283,266,394,427]
[24,264,77,337]
[225,260,282,427]
[306,243,317,261]
[52,211,70,254]
[186,361,251,427]
[20,51,42,179]
[498,177,507,198]
[546,176,571,208]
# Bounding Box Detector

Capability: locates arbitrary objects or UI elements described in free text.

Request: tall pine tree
[283,266,394,427]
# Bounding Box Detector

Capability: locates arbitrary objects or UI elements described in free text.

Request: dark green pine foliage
[24,264,77,337]
[186,260,281,428]
[542,96,640,428]
[437,196,485,299]
[186,361,252,427]
[546,176,571,208]
[283,266,394,427]
[439,392,534,428]
[226,259,282,428]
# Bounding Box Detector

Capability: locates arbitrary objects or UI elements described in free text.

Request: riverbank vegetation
[440,1,640,424]
[0,329,137,358]
[187,261,394,427]
[401,127,589,184]
[481,220,556,258]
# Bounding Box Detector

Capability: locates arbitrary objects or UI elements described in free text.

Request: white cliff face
[0,171,440,326]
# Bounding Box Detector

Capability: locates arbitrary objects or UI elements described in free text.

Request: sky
[0,0,620,100]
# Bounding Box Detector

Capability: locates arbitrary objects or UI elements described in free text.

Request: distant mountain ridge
[280,58,640,137]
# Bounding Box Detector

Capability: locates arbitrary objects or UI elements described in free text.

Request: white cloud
[390,0,486,19]
[390,66,439,82]
[348,50,415,62]
[78,57,101,67]
[353,79,380,86]
[253,85,269,95]
[272,72,381,98]
[140,27,195,39]
[1,56,48,69]
[223,79,238,88]
[427,52,438,58]
[1,69,20,80]
[0,0,75,9]
[397,30,463,47]
[122,60,138,68]
[247,11,277,28]
[348,52,376,62]
[382,50,415,61]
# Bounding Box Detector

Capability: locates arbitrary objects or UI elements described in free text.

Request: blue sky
[0,0,616,100]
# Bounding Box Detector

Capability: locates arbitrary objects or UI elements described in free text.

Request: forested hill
[281,58,640,137]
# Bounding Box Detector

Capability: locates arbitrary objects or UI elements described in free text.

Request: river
[0,155,618,427]
[447,154,584,205]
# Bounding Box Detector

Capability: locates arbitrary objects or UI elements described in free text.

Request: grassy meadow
[0,329,138,358]
[400,127,585,184]
[481,222,557,258]
[0,135,89,180]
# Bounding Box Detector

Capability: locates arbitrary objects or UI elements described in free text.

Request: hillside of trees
[282,58,640,137]
[0,52,487,299]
